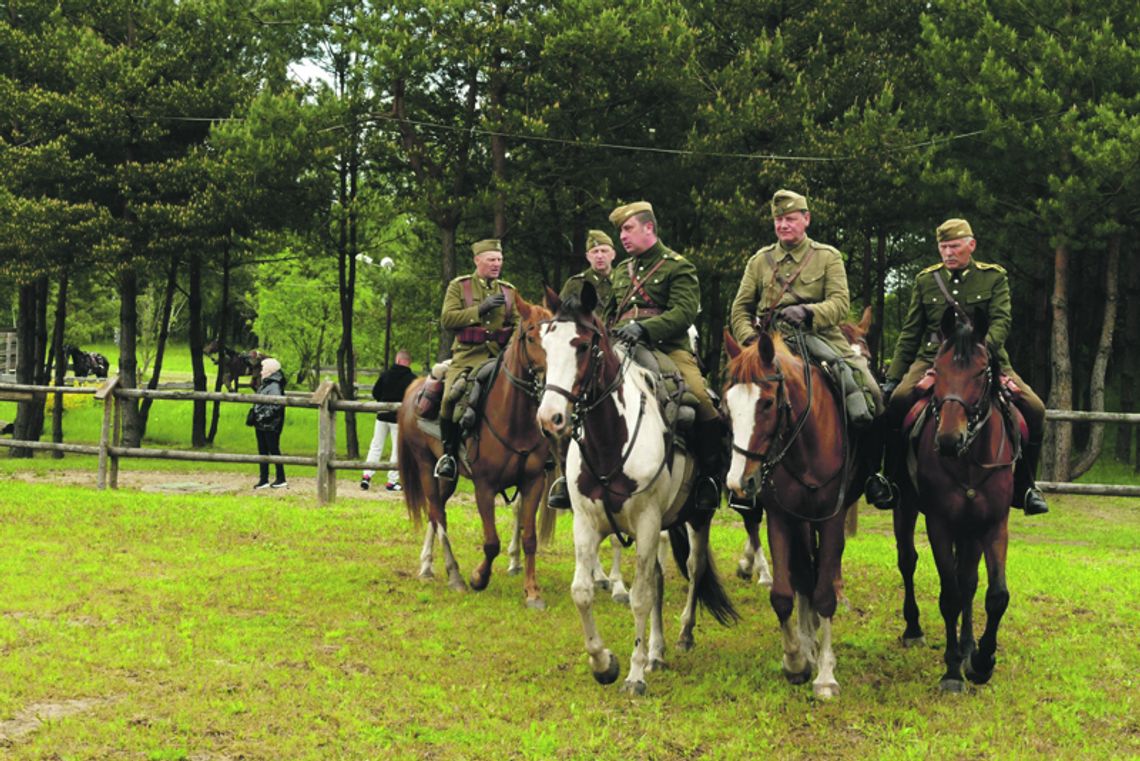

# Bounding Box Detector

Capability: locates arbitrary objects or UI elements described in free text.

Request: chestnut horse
[723,324,863,699]
[892,308,1016,691]
[536,285,737,696]
[398,296,556,609]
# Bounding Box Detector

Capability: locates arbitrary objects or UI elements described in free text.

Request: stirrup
[1022,487,1049,515]
[864,473,897,510]
[728,492,758,513]
[548,476,571,510]
[694,476,721,512]
[433,454,457,480]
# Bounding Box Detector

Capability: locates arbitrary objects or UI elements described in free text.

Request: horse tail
[667,523,740,627]
[398,407,426,530]
[537,471,558,546]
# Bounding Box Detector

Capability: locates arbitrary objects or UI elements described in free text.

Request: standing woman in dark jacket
[252,358,287,489]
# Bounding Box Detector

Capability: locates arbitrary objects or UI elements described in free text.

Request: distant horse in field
[398,295,556,609]
[536,284,737,696]
[66,345,110,378]
[723,320,867,699]
[203,340,263,391]
[891,307,1017,692]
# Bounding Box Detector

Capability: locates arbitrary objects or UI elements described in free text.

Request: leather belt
[456,326,513,346]
[618,306,663,322]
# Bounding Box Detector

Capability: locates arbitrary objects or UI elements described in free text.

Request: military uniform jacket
[730,236,853,356]
[605,241,700,355]
[440,273,517,370]
[886,259,1012,381]
[560,267,613,310]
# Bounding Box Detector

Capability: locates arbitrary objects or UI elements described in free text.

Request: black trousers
[255,428,286,483]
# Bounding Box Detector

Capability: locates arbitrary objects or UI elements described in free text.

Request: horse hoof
[965,654,995,685]
[620,679,647,696]
[647,658,668,673]
[757,571,773,587]
[939,678,966,694]
[469,572,490,592]
[594,578,612,592]
[813,681,840,699]
[612,591,630,606]
[507,565,522,577]
[448,577,467,592]
[902,635,925,648]
[676,635,694,652]
[783,666,813,685]
[418,569,435,580]
[735,564,752,581]
[526,597,547,611]
[593,652,620,685]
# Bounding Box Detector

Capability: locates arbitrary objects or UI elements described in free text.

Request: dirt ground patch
[0,698,117,743]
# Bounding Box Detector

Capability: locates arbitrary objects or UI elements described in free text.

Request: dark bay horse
[398,296,556,609]
[723,325,863,699]
[203,340,262,391]
[892,308,1016,691]
[536,285,737,696]
[66,345,109,378]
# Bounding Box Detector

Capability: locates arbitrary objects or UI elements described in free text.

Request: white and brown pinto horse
[536,285,737,696]
[723,325,862,699]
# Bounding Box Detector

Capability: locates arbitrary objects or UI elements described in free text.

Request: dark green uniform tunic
[439,273,517,420]
[559,267,613,312]
[605,241,716,422]
[885,259,1043,429]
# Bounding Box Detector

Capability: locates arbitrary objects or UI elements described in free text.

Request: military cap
[771,189,809,216]
[936,218,973,242]
[586,229,614,250]
[608,201,654,227]
[471,238,502,256]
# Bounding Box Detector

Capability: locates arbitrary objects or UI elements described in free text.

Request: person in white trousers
[362,349,417,492]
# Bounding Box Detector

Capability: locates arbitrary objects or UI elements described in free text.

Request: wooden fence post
[95,376,119,489]
[314,381,338,505]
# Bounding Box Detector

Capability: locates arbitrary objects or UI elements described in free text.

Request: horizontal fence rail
[3,377,1137,502]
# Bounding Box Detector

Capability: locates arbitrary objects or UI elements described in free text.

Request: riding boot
[1012,440,1049,515]
[548,476,571,509]
[866,423,901,510]
[859,418,893,509]
[434,418,459,480]
[693,418,726,512]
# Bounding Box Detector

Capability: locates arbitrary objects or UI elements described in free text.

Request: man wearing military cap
[433,238,517,480]
[559,229,617,309]
[867,218,1048,514]
[605,201,724,512]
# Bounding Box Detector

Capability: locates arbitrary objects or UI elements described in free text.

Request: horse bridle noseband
[930,363,994,454]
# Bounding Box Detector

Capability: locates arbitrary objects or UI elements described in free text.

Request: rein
[928,361,1020,473]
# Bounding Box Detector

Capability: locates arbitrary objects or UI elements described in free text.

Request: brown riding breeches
[667,349,719,423]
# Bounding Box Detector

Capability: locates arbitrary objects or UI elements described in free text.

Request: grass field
[1,474,1137,760]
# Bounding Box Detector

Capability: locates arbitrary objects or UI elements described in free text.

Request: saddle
[786,332,874,428]
[413,357,499,436]
[624,344,700,437]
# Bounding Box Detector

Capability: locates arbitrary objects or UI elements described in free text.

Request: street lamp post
[355,253,396,370]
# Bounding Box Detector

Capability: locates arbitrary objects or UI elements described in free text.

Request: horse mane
[725,332,791,385]
[950,320,978,364]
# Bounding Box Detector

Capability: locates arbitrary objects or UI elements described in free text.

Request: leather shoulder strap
[462,278,474,308]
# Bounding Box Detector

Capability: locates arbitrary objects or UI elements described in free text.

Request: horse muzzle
[536,397,570,438]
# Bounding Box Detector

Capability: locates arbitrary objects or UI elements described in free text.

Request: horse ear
[759,332,775,365]
[579,281,598,314]
[544,285,561,314]
[972,307,989,344]
[857,305,873,334]
[723,329,741,359]
[938,306,957,342]
[516,296,532,322]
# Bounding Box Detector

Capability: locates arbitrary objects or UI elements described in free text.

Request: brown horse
[398,296,555,608]
[723,324,863,699]
[892,307,1016,691]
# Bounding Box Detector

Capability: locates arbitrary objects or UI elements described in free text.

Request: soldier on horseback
[729,189,886,506]
[434,238,518,480]
[867,218,1048,515]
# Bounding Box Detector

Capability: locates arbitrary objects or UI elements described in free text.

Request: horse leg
[677,521,711,652]
[425,477,465,592]
[894,498,924,645]
[645,557,667,673]
[506,498,524,576]
[570,514,618,686]
[418,521,437,580]
[608,536,630,605]
[966,519,1010,685]
[768,513,811,684]
[468,483,501,591]
[927,516,965,692]
[811,515,847,699]
[517,472,546,610]
[957,537,983,665]
[621,515,662,696]
[738,512,772,586]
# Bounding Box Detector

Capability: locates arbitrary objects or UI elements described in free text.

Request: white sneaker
[254,481,271,490]
[271,480,288,489]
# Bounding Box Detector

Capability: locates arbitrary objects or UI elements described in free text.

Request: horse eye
[761,399,774,411]
[576,344,586,355]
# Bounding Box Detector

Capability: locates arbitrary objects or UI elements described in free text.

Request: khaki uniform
[885,259,1044,431]
[560,267,613,312]
[730,236,881,411]
[440,273,517,420]
[606,241,716,422]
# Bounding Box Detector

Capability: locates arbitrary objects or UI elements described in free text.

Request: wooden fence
[2,377,1138,502]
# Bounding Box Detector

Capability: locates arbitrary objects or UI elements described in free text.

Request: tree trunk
[140,259,179,428]
[118,267,144,448]
[10,281,39,456]
[188,252,208,447]
[438,223,457,361]
[1044,243,1072,482]
[1070,236,1120,478]
[50,272,69,457]
[1116,246,1138,466]
[207,243,232,444]
[872,232,888,371]
[490,21,508,240]
[336,135,360,460]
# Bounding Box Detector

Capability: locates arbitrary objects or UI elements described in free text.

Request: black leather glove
[881,379,899,404]
[477,292,506,317]
[743,334,759,347]
[779,304,813,328]
[614,321,648,345]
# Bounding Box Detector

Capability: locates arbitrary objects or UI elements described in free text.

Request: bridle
[930,361,994,457]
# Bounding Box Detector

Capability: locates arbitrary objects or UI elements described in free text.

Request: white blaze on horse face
[536,321,580,436]
[724,383,762,495]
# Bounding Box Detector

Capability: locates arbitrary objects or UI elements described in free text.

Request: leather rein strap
[611,257,668,325]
